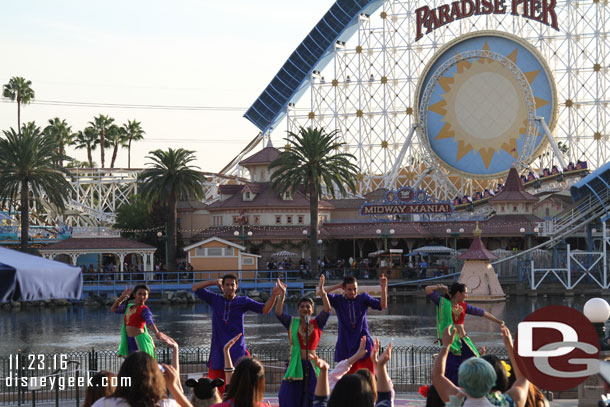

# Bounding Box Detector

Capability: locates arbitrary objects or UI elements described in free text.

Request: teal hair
[458,357,497,398]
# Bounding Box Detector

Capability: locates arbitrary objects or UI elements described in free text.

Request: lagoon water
[0,295,590,355]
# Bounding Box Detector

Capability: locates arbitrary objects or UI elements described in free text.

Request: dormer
[282,190,293,200]
[241,183,261,201]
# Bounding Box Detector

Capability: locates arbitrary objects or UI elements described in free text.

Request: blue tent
[0,247,82,302]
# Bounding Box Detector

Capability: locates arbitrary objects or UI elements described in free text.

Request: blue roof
[570,161,610,207]
[244,0,384,132]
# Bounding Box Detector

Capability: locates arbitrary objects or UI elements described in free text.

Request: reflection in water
[0,295,591,354]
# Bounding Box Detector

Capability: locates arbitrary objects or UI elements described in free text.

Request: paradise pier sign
[415,0,559,41]
[359,187,454,216]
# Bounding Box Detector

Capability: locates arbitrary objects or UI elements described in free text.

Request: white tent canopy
[410,245,457,255]
[271,250,298,258]
[0,247,82,302]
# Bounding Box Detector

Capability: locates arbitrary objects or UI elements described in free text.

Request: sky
[0,0,336,172]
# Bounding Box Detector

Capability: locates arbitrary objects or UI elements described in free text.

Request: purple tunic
[328,293,381,362]
[195,288,265,370]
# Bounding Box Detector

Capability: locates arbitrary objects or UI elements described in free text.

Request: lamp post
[583,297,610,350]
[445,227,464,253]
[233,226,253,246]
[156,227,169,270]
[376,227,395,251]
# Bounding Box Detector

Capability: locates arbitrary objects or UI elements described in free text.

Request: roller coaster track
[492,187,610,265]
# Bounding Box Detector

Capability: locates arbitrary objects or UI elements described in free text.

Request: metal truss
[286,0,610,199]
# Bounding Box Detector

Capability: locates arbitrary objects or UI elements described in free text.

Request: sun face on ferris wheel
[416,31,557,179]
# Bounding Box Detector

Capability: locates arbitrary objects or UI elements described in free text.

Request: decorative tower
[458,222,506,302]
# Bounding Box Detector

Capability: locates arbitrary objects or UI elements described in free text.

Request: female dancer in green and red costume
[425,282,504,386]
[275,275,331,407]
[111,284,175,358]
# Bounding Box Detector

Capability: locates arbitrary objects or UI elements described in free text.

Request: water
[0,295,592,355]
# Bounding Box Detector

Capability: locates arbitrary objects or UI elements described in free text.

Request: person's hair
[458,357,496,398]
[222,274,238,284]
[446,283,466,300]
[425,385,445,407]
[355,369,377,403]
[82,371,116,407]
[342,276,357,287]
[328,374,375,407]
[128,284,150,301]
[525,383,548,407]
[223,357,265,407]
[481,355,509,393]
[298,296,315,307]
[186,378,224,407]
[111,352,166,407]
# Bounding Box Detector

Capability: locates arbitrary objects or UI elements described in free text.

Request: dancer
[425,282,504,385]
[275,275,331,407]
[192,274,282,393]
[111,284,175,358]
[324,274,388,374]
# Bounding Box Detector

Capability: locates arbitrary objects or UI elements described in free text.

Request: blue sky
[0,0,336,171]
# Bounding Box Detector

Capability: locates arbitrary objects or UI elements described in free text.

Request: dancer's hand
[120,286,131,299]
[224,333,242,353]
[441,326,456,347]
[318,274,326,294]
[379,273,387,290]
[310,354,329,372]
[156,332,177,347]
[272,280,284,297]
[376,341,392,367]
[216,279,223,290]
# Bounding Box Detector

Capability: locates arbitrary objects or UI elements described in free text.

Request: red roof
[239,147,281,166]
[41,237,155,251]
[458,237,498,260]
[207,182,333,211]
[490,168,538,203]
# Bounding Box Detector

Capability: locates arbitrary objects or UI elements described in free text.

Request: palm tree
[122,120,145,168]
[107,124,127,168]
[269,127,359,273]
[2,77,35,131]
[43,118,73,166]
[89,114,114,168]
[139,148,206,271]
[0,123,72,251]
[74,126,99,168]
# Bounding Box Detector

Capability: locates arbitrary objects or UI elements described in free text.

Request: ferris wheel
[241,0,610,201]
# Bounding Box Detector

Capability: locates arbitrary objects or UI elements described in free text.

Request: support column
[70,254,79,265]
[142,253,148,273]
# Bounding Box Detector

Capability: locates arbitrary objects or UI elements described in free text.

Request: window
[298,215,304,224]
[213,216,223,226]
[242,257,254,265]
[275,215,282,224]
[232,216,240,225]
[513,206,518,212]
[283,191,292,200]
[208,247,223,256]
[224,247,234,256]
[319,215,328,223]
[244,191,251,200]
[545,207,550,217]
[286,215,293,224]
[254,216,261,225]
[195,247,206,256]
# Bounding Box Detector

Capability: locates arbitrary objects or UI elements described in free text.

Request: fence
[0,345,507,406]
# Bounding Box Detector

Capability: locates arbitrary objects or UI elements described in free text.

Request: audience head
[328,374,375,407]
[481,355,509,393]
[185,377,224,407]
[112,352,167,407]
[525,383,547,407]
[458,357,497,398]
[223,357,265,407]
[83,371,116,407]
[355,369,377,403]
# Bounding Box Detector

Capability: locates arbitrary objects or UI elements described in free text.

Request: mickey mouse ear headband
[185,378,225,400]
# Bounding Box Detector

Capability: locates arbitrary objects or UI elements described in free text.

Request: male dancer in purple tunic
[192,274,281,393]
[324,273,387,374]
